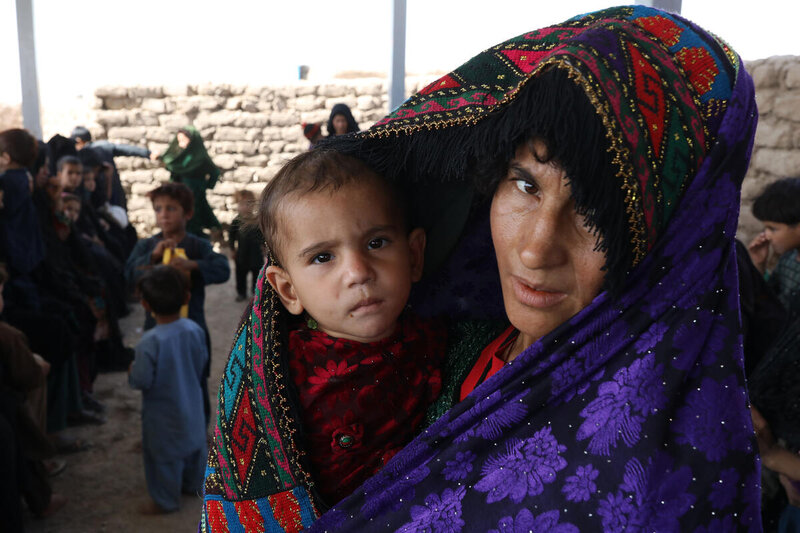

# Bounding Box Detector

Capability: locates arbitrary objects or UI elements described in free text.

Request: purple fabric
[310,16,761,533]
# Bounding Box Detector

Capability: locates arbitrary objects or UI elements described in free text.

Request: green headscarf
[161,125,220,187]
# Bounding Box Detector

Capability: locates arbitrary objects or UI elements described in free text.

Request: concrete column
[16,0,42,138]
[389,0,407,112]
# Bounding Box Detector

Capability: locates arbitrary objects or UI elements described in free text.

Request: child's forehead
[153,195,182,206]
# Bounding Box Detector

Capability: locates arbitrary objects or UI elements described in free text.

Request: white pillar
[389,0,407,113]
[16,0,42,139]
[635,0,682,13]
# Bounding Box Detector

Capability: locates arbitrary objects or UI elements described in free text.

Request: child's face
[266,180,425,343]
[153,195,190,235]
[45,177,62,204]
[63,199,81,223]
[58,163,83,190]
[763,220,800,256]
[82,168,97,192]
[237,198,254,216]
[332,115,349,135]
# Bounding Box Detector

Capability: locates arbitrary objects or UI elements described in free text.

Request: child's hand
[168,256,198,271]
[748,232,770,273]
[152,238,177,263]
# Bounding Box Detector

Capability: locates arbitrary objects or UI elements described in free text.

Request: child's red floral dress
[288,313,445,504]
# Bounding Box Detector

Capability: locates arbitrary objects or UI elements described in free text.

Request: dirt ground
[25,258,248,533]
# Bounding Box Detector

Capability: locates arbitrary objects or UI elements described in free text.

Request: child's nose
[344,253,374,286]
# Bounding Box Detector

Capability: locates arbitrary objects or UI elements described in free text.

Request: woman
[202,6,760,532]
[155,126,221,236]
[326,103,359,137]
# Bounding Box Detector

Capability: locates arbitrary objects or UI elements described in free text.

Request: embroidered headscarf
[202,6,760,532]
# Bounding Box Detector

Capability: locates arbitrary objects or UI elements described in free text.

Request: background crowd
[0,101,365,529]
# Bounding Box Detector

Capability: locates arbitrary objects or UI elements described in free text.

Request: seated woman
[202,6,760,532]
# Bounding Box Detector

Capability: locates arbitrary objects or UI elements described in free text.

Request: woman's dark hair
[147,182,194,215]
[326,103,360,137]
[471,67,620,290]
[752,177,800,225]
[137,265,188,316]
[0,128,38,167]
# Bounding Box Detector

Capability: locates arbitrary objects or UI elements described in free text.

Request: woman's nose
[344,252,374,286]
[518,208,568,269]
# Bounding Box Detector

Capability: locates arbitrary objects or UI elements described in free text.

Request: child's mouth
[350,298,382,315]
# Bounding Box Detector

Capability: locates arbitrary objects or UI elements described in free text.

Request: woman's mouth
[511,277,567,308]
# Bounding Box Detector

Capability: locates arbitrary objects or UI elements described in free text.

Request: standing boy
[129,265,208,514]
[749,177,800,320]
[125,182,229,420]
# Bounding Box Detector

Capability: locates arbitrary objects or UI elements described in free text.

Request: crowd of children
[0,125,239,524]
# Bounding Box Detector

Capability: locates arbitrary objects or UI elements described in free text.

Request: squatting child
[749,177,800,320]
[259,149,445,504]
[129,265,209,514]
[229,189,264,301]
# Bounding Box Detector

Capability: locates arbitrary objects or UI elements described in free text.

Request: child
[125,182,229,419]
[749,177,800,320]
[259,149,445,504]
[55,155,83,193]
[229,189,264,301]
[129,265,208,514]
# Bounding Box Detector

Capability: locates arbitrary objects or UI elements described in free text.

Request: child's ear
[183,291,190,305]
[265,265,305,315]
[408,227,426,282]
[140,299,151,314]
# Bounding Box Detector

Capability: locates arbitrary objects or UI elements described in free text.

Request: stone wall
[89,57,800,241]
[89,78,435,234]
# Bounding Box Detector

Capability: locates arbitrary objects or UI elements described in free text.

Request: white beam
[16,0,42,139]
[389,0,407,112]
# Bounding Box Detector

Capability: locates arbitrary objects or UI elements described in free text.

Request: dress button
[337,434,355,448]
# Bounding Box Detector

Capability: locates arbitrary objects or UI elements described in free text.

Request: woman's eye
[367,238,388,250]
[312,253,332,264]
[513,179,539,195]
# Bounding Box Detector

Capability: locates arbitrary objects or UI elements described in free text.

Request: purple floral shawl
[311,6,761,533]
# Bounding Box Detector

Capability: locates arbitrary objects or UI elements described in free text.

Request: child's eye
[312,253,332,264]
[367,238,388,250]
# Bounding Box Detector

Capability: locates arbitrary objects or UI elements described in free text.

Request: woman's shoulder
[425,319,508,425]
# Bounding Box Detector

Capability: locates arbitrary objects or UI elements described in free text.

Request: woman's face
[177,131,191,149]
[332,114,349,135]
[491,139,606,349]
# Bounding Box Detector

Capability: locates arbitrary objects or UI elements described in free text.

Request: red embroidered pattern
[289,314,445,504]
